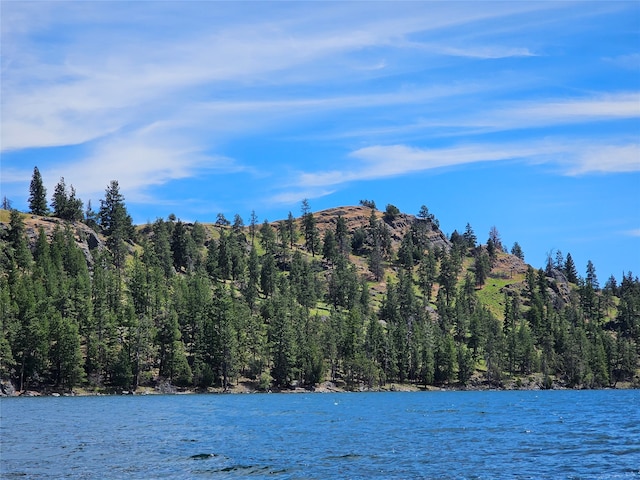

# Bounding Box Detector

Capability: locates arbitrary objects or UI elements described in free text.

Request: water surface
[2,390,639,479]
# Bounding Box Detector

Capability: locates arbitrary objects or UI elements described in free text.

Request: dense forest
[1,168,638,394]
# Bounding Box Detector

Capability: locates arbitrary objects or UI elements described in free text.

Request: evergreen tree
[418,249,437,304]
[7,210,32,270]
[335,215,349,256]
[383,204,400,222]
[368,240,384,282]
[85,200,99,230]
[49,313,85,389]
[65,186,84,221]
[301,201,320,256]
[474,251,490,286]
[322,230,338,264]
[51,177,68,219]
[249,210,258,244]
[397,231,415,270]
[28,167,49,216]
[152,219,174,278]
[171,220,191,272]
[586,260,599,290]
[266,282,298,387]
[555,250,564,269]
[511,242,524,260]
[286,211,297,248]
[565,253,578,283]
[438,252,460,306]
[260,253,277,298]
[99,181,134,270]
[259,220,277,255]
[50,178,83,221]
[232,214,244,233]
[244,246,260,309]
[463,223,477,249]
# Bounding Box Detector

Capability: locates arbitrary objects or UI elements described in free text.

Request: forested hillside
[1,172,638,394]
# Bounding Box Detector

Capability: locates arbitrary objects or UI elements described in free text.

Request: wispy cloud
[2,1,638,214]
[399,40,536,59]
[45,129,242,203]
[566,144,640,176]
[0,1,563,153]
[296,140,640,189]
[268,189,338,208]
[496,93,640,126]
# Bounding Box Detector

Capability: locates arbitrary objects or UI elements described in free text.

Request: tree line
[0,168,638,392]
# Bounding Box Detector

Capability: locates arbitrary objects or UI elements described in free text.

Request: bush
[383,204,400,222]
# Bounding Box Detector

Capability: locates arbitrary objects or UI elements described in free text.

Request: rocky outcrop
[0,379,17,396]
[2,214,107,268]
[546,268,572,308]
[309,206,451,252]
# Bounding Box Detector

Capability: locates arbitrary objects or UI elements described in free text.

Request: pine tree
[249,210,258,244]
[586,260,599,290]
[322,230,338,264]
[28,167,49,216]
[259,220,277,255]
[474,251,490,286]
[286,211,297,248]
[418,249,437,303]
[463,223,477,249]
[51,177,69,219]
[8,210,33,270]
[49,178,83,221]
[301,200,320,256]
[511,242,524,260]
[335,215,349,256]
[565,253,578,283]
[99,181,134,269]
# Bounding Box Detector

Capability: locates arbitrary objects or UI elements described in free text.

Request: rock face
[0,380,16,396]
[309,206,451,252]
[546,268,573,308]
[2,214,107,268]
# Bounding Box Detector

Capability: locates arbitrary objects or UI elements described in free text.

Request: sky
[1,1,639,281]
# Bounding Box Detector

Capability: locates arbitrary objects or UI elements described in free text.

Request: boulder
[0,380,16,396]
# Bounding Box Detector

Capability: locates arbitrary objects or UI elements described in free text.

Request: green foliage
[51,177,83,221]
[565,253,578,283]
[99,180,134,270]
[2,176,639,393]
[511,242,524,261]
[383,204,400,222]
[28,167,49,216]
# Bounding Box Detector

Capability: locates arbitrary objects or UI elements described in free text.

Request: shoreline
[3,378,638,398]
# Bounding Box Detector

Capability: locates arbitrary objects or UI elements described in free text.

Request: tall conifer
[28,167,48,216]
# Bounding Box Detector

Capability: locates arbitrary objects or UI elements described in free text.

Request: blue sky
[1,1,639,281]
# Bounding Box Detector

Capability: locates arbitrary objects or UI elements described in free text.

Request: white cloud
[268,189,337,207]
[1,1,563,153]
[2,0,638,209]
[399,40,536,59]
[40,127,241,204]
[502,93,640,124]
[567,144,640,175]
[297,140,640,189]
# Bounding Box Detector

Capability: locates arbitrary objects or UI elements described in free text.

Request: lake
[1,390,639,479]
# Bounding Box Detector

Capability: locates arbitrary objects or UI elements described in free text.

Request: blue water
[1,390,639,479]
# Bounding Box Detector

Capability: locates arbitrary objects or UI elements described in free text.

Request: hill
[1,203,638,396]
